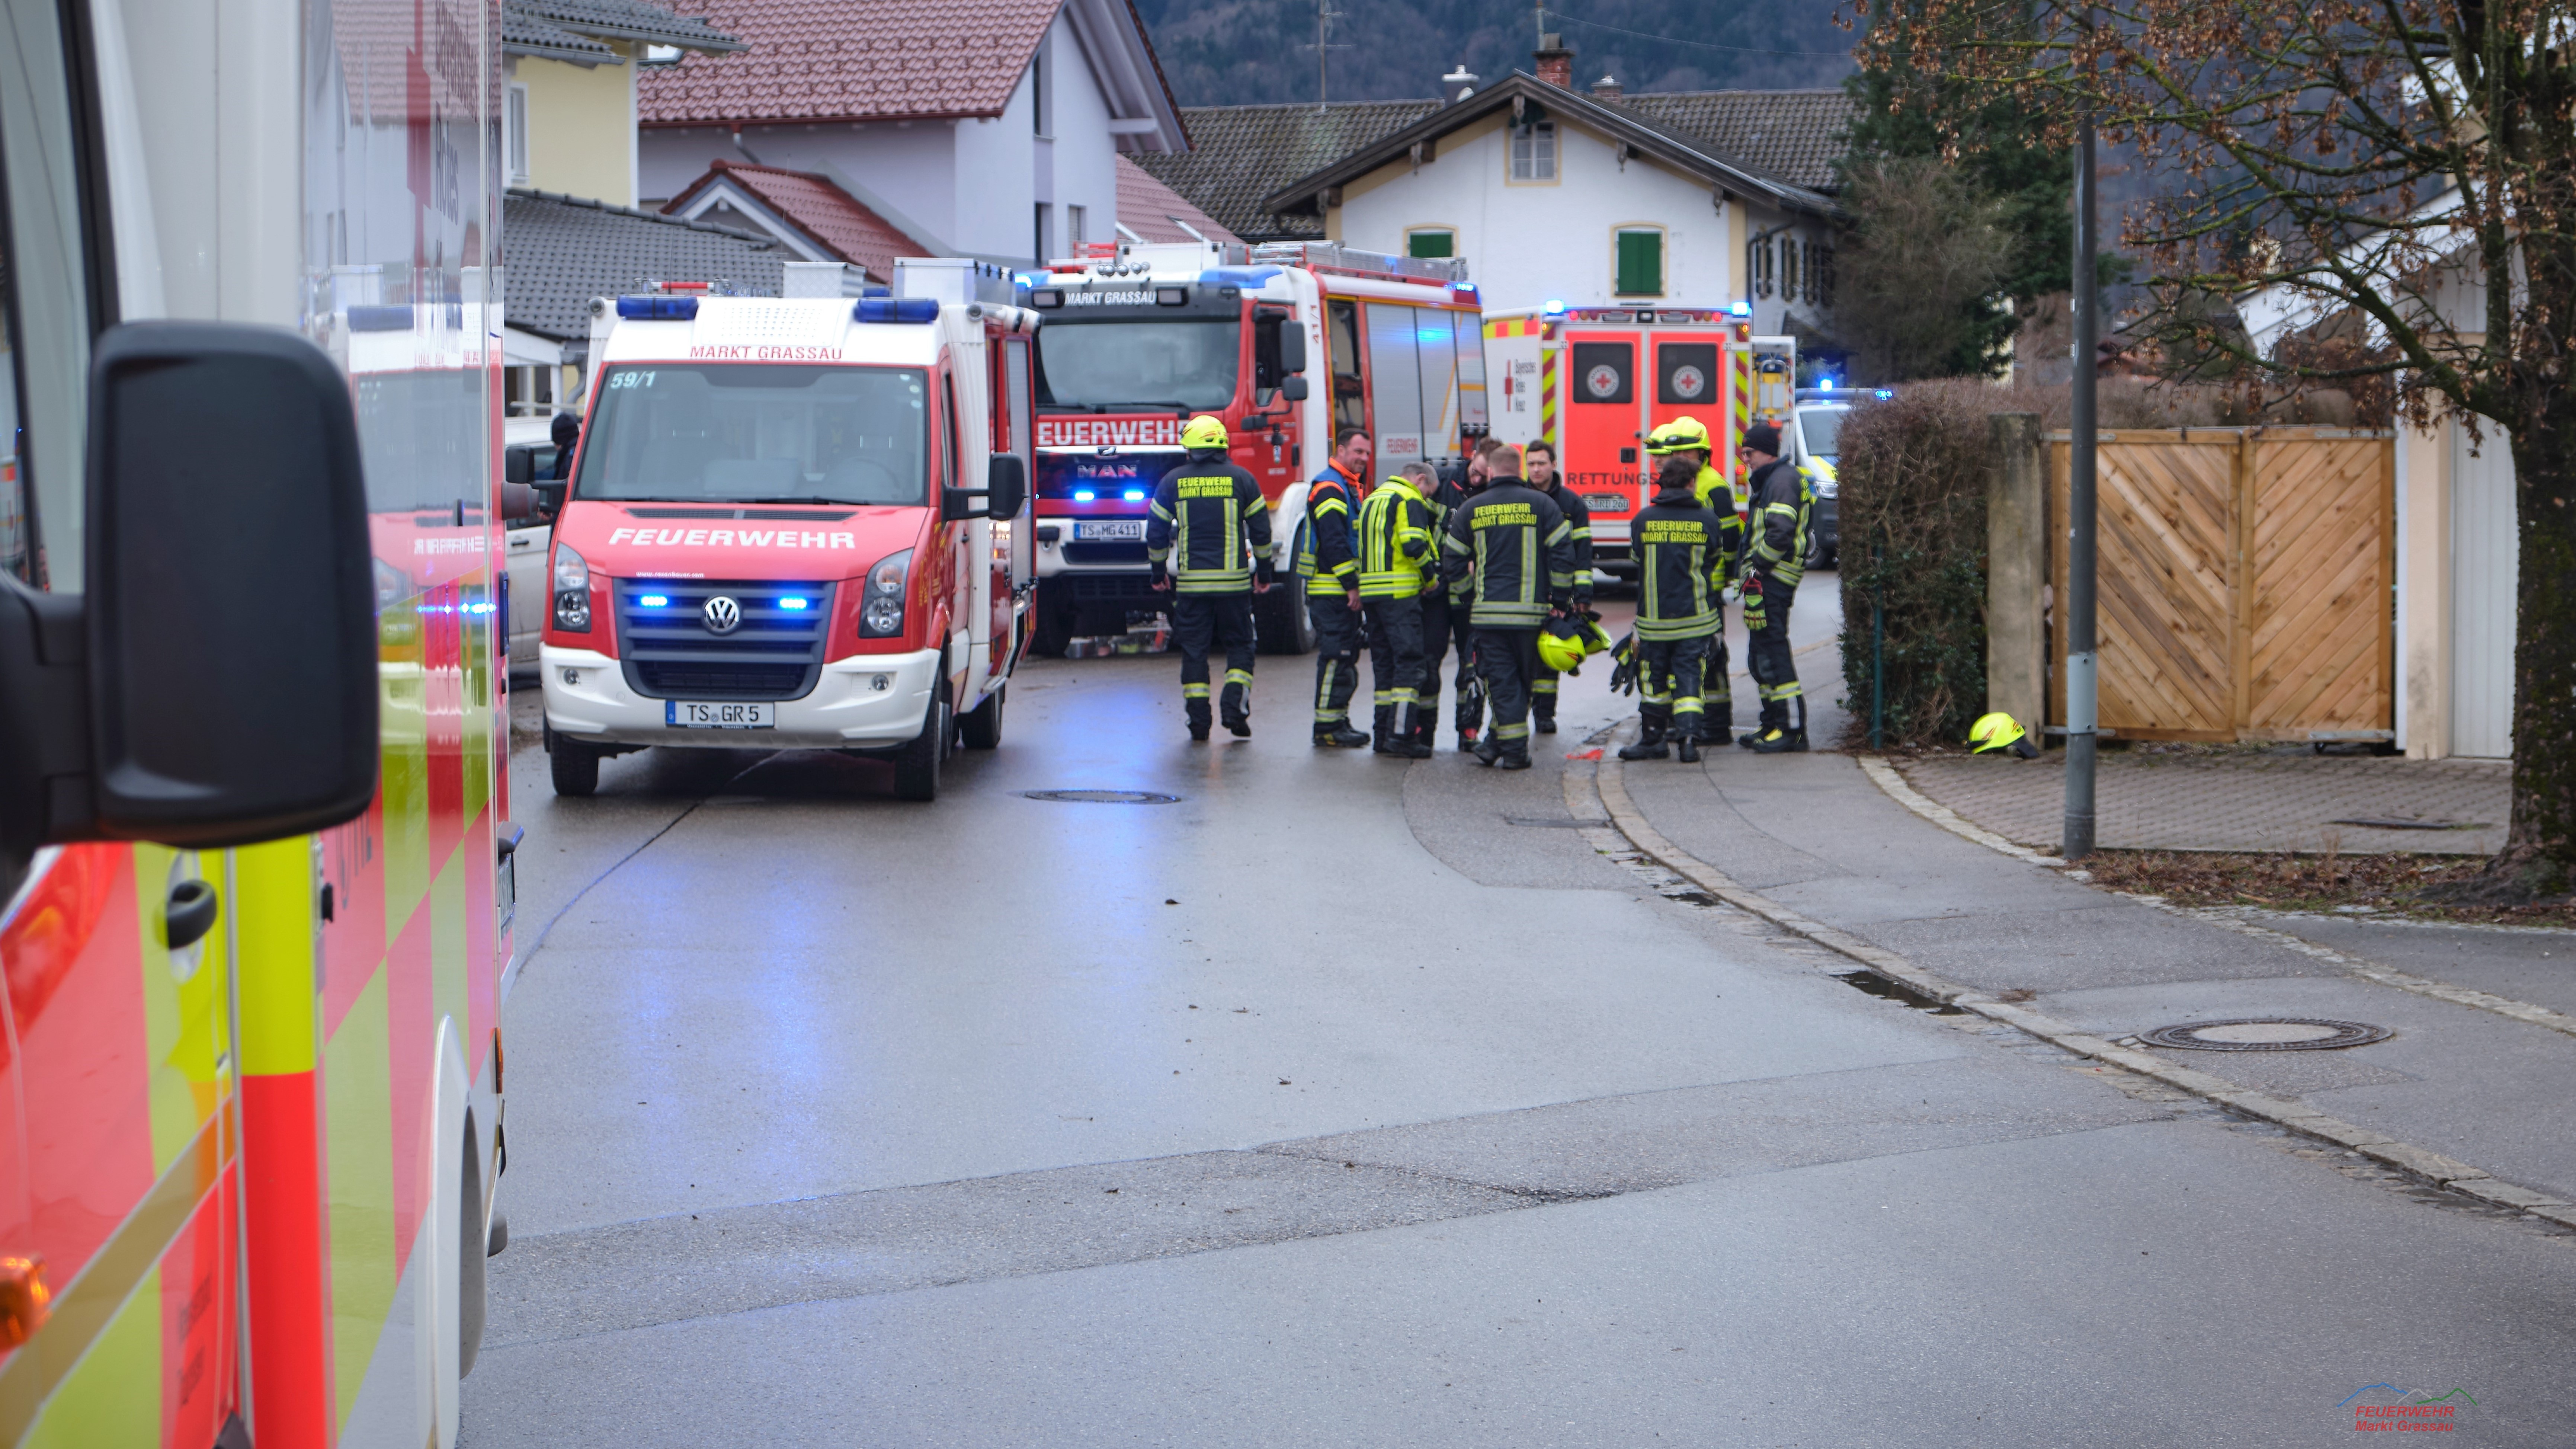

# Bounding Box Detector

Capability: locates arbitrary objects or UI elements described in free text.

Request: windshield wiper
[734,496,872,506]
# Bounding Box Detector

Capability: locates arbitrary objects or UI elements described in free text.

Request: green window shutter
[1615,230,1662,295]
[1409,231,1454,258]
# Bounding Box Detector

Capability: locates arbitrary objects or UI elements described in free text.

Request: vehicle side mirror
[984,454,1027,519]
[1279,323,1307,375]
[533,479,568,513]
[499,482,538,525]
[1280,376,1309,402]
[504,447,535,486]
[0,321,378,861]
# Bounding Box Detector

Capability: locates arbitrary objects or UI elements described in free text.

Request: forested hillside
[1136,0,1858,108]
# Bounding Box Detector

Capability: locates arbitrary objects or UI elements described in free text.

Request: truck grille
[613,579,832,701]
[1063,541,1150,565]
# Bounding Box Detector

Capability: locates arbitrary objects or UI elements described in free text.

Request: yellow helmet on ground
[1646,416,1711,457]
[1182,414,1229,450]
[1969,711,2040,758]
[1538,617,1587,673]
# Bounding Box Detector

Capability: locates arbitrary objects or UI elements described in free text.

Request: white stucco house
[1147,44,1851,333]
[629,0,1188,269]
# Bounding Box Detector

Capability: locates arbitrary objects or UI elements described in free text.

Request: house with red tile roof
[660,160,936,284]
[633,0,1187,270]
[1112,155,1239,247]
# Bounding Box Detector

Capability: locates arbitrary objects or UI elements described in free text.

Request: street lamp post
[2063,113,2099,860]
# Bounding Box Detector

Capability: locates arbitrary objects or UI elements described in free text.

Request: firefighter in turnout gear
[1439,444,1576,770]
[1617,455,1730,762]
[1297,428,1372,746]
[1357,462,1440,757]
[1522,440,1591,735]
[1736,420,1811,752]
[1646,415,1742,737]
[1415,447,1489,751]
[1149,414,1275,741]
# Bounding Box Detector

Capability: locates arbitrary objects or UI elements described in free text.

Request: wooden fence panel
[2048,428,2393,743]
[2246,435,2395,739]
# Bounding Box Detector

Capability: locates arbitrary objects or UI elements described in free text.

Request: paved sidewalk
[1898,749,2509,855]
[1593,727,2576,1210]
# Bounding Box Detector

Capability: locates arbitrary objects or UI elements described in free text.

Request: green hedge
[1835,380,1997,749]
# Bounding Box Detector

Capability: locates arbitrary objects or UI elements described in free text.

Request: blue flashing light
[1199,266,1285,291]
[639,594,670,607]
[616,295,700,321]
[855,295,941,323]
[1073,489,1097,502]
[1455,281,1478,292]
[1542,299,1566,316]
[1728,300,1753,318]
[1122,488,1147,501]
[860,284,892,298]
[778,596,810,611]
[1874,388,1895,399]
[1821,378,1836,390]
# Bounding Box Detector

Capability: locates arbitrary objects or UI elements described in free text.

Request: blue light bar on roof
[855,296,941,323]
[617,295,699,321]
[1728,301,1753,317]
[1542,299,1566,316]
[1198,267,1284,291]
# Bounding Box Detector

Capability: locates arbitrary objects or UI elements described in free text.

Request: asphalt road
[465,579,2575,1446]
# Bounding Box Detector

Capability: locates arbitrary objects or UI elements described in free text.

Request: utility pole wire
[1303,0,1348,112]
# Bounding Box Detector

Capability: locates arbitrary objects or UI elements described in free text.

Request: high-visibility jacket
[1631,484,1729,640]
[1355,476,1435,598]
[1440,479,1576,627]
[1691,462,1746,580]
[1536,478,1595,599]
[1741,456,1809,589]
[1292,464,1362,590]
[1148,452,1273,594]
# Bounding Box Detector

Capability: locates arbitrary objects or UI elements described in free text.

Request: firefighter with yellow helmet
[1148,414,1274,741]
[1644,415,1741,741]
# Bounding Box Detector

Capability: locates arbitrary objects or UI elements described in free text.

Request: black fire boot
[1187,700,1212,743]
[1315,720,1370,748]
[1471,733,1503,767]
[1388,704,1433,758]
[1748,727,1808,754]
[1675,729,1702,764]
[1618,712,1669,761]
[1370,706,1396,754]
[1496,745,1532,770]
[1533,700,1557,735]
[1221,684,1252,739]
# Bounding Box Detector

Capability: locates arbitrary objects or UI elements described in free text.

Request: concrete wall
[517,49,636,207]
[636,16,1121,268]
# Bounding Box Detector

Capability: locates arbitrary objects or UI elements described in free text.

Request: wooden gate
[2048,427,2394,742]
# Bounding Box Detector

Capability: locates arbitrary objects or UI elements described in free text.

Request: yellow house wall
[519,49,635,207]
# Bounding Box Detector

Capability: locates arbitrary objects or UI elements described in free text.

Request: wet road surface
[466,584,2576,1446]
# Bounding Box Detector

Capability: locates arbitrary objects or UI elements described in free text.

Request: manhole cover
[1019,789,1182,805]
[2141,1017,2392,1051]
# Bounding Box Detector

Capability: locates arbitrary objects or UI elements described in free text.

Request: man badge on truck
[704,595,742,634]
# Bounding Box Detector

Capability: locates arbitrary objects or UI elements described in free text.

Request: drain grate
[1019,789,1182,805]
[2141,1017,2392,1052]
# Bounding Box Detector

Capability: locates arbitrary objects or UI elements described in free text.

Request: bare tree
[1837,156,2018,381]
[1861,0,2576,899]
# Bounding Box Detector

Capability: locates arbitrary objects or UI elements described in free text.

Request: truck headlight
[552,542,591,631]
[861,549,910,637]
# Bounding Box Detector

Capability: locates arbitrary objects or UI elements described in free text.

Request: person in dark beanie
[1735,420,1811,752]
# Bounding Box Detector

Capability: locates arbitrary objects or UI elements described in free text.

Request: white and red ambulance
[1023,239,1487,653]
[538,264,1037,801]
[1484,305,1794,578]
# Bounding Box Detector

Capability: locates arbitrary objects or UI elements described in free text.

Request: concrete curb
[1578,732,2576,1231]
[1855,754,2576,1043]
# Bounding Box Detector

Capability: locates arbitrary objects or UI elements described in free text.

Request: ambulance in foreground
[1483,305,1796,577]
[1022,239,1487,654]
[1,1,513,1446]
[537,265,1036,802]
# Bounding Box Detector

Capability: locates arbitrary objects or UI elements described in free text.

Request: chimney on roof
[1441,63,1480,103]
[1590,73,1623,101]
[1534,33,1574,89]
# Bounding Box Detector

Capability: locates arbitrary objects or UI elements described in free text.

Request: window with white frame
[1509,122,1557,181]
[506,83,529,186]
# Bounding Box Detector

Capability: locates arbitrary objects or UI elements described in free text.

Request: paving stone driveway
[1897,749,2510,855]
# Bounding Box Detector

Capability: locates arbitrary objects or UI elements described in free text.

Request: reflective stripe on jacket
[1292,467,1360,585]
[1148,453,1273,594]
[1356,478,1435,598]
[1631,487,1728,640]
[1439,480,1576,627]
[1742,457,1808,588]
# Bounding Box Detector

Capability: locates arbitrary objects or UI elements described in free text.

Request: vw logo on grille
[702,595,742,634]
